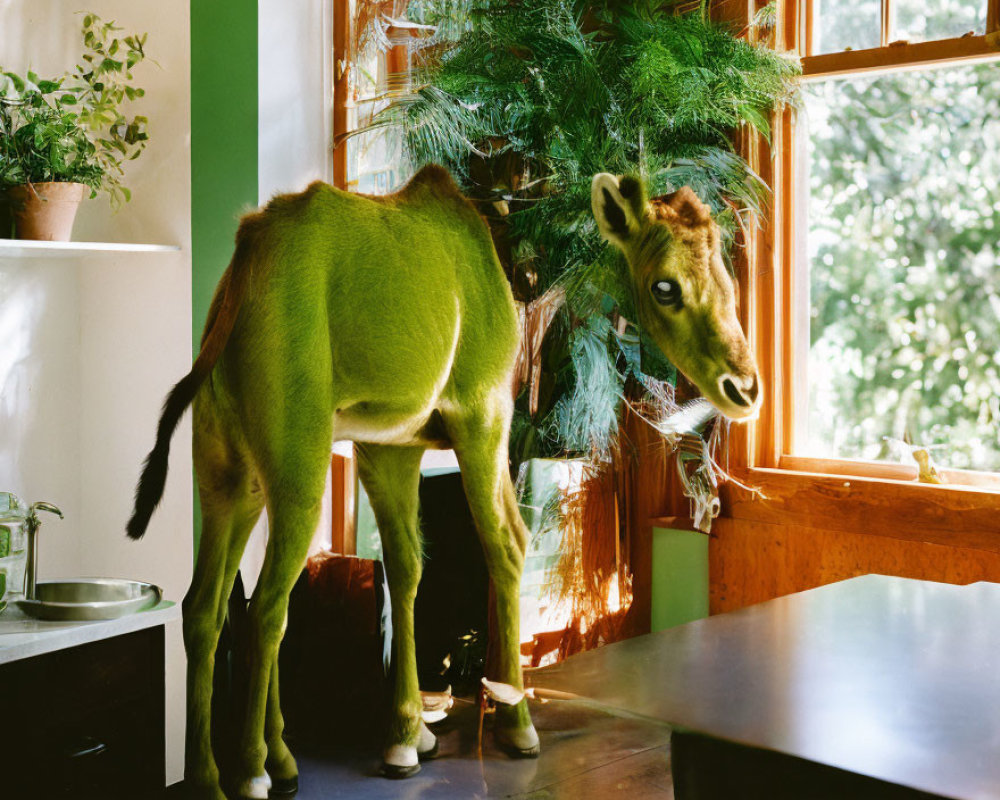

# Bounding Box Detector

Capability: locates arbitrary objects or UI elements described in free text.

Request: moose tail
[126,238,253,540]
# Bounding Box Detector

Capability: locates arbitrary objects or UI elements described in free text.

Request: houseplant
[370,0,796,462]
[357,0,797,652]
[0,13,149,240]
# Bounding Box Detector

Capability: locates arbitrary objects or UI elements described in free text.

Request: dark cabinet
[0,626,166,797]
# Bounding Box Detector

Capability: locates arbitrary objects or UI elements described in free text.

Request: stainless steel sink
[15,578,162,621]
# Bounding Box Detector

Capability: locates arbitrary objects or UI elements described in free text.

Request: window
[344,18,422,194]
[767,0,1000,483]
[333,0,426,195]
[799,62,1000,471]
[811,0,988,53]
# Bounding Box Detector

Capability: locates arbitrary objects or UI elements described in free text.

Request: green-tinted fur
[134,165,758,799]
[160,165,535,797]
[592,173,761,419]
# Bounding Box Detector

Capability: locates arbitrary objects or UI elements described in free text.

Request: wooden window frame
[333,0,350,191]
[725,0,1000,545]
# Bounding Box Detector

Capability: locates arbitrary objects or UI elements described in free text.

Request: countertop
[0,598,180,665]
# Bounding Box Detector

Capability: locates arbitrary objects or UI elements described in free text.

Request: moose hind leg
[264,650,298,795]
[448,405,539,757]
[184,480,263,799]
[356,444,437,778]
[234,453,329,799]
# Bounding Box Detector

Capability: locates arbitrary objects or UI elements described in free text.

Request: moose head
[592,173,761,420]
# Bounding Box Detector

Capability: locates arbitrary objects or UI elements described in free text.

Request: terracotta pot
[6,182,87,241]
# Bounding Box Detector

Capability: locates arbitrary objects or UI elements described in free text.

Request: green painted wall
[651,527,709,632]
[190,0,258,551]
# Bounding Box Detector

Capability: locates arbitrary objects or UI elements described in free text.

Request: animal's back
[210,166,519,444]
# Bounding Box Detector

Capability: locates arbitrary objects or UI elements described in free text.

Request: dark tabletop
[528,575,1000,800]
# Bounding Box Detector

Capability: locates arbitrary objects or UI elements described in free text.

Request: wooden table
[528,575,1000,800]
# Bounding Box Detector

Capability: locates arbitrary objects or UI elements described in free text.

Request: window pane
[348,37,411,194]
[893,0,987,42]
[802,63,1000,472]
[814,0,880,54]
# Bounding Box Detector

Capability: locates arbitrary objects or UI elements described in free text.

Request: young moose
[128,166,759,800]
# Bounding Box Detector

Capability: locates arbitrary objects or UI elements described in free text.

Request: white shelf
[0,239,181,258]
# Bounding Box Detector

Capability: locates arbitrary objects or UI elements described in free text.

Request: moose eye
[652,279,683,308]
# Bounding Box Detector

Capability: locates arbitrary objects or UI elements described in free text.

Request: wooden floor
[164,699,674,799]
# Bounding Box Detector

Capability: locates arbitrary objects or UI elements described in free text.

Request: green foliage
[805,60,1000,471]
[549,316,624,453]
[368,0,797,461]
[0,13,149,207]
[0,75,103,193]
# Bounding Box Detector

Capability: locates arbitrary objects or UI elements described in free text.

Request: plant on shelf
[0,13,149,241]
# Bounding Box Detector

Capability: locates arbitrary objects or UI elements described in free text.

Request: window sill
[778,455,1000,491]
[721,464,1000,555]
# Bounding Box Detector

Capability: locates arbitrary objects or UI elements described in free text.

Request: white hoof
[236,773,272,799]
[381,744,421,779]
[383,744,418,769]
[497,723,540,757]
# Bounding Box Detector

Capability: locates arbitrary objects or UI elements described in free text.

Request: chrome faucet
[23,502,63,600]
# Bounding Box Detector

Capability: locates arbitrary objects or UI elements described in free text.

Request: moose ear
[663,186,712,228]
[592,173,642,247]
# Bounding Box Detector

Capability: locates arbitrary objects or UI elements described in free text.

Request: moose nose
[720,373,759,409]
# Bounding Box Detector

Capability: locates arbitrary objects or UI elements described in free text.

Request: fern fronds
[359,0,799,460]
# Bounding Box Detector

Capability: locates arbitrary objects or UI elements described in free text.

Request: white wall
[257,0,333,203]
[0,0,192,784]
[0,259,82,559]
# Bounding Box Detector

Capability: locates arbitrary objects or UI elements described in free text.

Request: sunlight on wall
[0,262,82,575]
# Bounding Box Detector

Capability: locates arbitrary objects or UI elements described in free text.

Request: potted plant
[367,0,796,464]
[355,0,797,656]
[0,13,149,241]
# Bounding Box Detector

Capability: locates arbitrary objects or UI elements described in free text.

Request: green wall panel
[190,0,258,551]
[651,527,709,632]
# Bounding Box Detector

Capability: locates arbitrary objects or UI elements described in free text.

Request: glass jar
[0,492,29,602]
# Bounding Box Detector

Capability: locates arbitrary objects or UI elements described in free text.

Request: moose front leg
[448,405,539,757]
[356,444,438,778]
